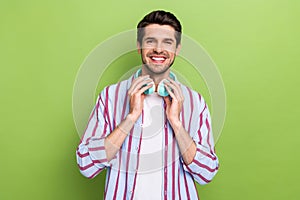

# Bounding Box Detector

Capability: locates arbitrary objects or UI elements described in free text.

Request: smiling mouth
[150,56,167,63]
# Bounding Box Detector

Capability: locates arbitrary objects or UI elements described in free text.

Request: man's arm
[164,78,219,184]
[163,77,196,164]
[104,75,153,161]
[76,75,154,179]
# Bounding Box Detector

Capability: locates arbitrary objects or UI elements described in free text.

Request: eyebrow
[144,37,156,41]
[163,38,175,42]
[144,37,175,42]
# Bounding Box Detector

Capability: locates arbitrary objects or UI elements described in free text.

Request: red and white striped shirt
[76,73,219,199]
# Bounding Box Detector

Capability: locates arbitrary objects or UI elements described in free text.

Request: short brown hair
[137,10,182,47]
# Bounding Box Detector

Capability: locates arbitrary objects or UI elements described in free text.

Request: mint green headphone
[134,68,176,97]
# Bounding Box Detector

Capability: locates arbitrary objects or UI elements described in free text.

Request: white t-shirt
[133,92,164,200]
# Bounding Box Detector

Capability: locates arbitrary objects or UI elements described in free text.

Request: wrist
[170,120,182,134]
[117,125,129,136]
[116,114,136,135]
[127,113,139,123]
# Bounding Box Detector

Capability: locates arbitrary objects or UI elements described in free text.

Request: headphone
[134,68,176,97]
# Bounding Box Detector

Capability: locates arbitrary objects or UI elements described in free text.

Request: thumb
[141,94,146,101]
[163,96,171,107]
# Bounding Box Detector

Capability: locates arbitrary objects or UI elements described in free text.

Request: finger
[129,75,150,91]
[163,96,171,107]
[164,81,180,100]
[137,82,154,95]
[129,75,150,93]
[128,76,152,95]
[165,80,184,102]
[133,79,153,94]
[166,77,184,99]
[166,77,182,93]
[164,82,177,100]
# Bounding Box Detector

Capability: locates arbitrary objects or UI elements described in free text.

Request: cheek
[142,49,151,55]
[168,53,176,60]
[140,50,147,58]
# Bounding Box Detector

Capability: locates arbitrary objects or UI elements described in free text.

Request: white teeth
[152,57,165,61]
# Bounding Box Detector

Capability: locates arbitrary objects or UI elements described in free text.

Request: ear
[137,42,141,54]
[175,43,181,56]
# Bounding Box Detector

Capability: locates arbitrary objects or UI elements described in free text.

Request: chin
[144,64,171,75]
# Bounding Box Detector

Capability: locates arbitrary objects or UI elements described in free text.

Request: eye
[146,39,154,44]
[164,40,173,45]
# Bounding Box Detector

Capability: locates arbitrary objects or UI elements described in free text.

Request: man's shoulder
[180,83,202,99]
[105,78,130,91]
[98,77,132,99]
[179,83,207,109]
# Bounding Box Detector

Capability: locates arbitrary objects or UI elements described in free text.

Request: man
[76,10,219,199]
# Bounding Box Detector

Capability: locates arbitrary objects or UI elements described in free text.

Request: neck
[141,66,170,86]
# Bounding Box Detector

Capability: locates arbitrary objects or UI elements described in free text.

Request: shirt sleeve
[182,103,220,185]
[76,89,112,179]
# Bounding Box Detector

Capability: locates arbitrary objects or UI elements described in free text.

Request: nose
[153,42,163,53]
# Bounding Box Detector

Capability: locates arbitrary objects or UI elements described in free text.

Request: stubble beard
[140,51,176,75]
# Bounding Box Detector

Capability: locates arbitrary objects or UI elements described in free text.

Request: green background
[1,0,299,199]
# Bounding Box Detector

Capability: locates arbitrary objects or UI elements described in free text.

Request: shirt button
[136,146,139,151]
[140,123,143,127]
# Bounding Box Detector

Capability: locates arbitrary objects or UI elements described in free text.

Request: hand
[127,75,154,122]
[163,77,184,132]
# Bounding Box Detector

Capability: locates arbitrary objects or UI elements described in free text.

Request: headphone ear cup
[144,81,155,95]
[135,68,142,78]
[135,69,154,95]
[157,79,169,97]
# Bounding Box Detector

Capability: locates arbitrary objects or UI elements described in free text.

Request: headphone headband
[134,68,177,80]
[134,68,176,97]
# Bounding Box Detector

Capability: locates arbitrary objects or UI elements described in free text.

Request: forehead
[143,24,176,40]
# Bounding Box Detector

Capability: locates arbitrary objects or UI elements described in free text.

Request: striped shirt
[76,73,219,200]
